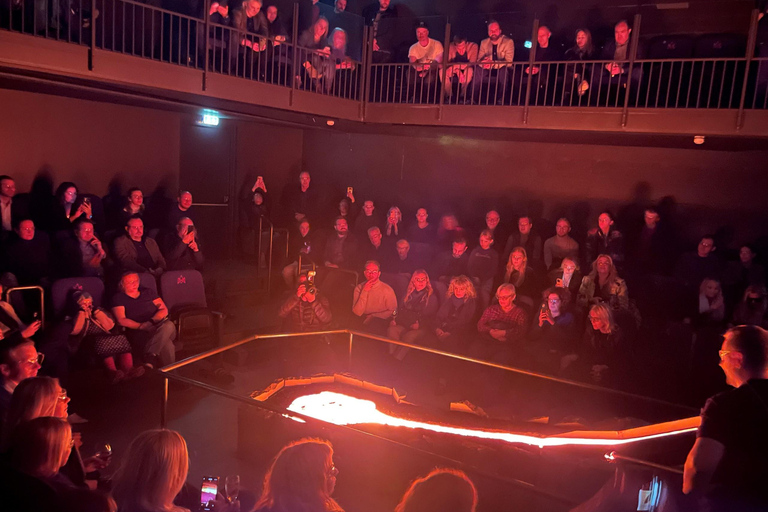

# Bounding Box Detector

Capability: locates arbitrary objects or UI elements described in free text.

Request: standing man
[684,325,768,511]
[362,0,397,63]
[0,175,28,241]
[167,190,194,231]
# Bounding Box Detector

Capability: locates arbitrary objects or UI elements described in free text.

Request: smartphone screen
[187,225,194,235]
[347,187,353,195]
[200,476,219,511]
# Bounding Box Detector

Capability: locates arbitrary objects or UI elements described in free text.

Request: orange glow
[287,392,699,448]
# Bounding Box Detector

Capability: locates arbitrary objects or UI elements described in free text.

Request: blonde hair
[504,247,528,285]
[386,206,402,236]
[9,416,72,478]
[447,275,477,300]
[255,438,343,512]
[588,254,618,282]
[589,303,615,332]
[395,468,478,512]
[404,270,433,305]
[112,430,190,512]
[560,257,579,271]
[3,376,60,449]
[495,283,517,301]
[699,278,722,298]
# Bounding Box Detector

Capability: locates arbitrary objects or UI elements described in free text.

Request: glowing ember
[287,392,699,448]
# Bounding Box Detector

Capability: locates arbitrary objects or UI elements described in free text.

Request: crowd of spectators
[0,174,207,384]
[276,171,768,393]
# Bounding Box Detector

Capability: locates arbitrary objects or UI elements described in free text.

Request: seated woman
[690,278,725,327]
[385,206,403,241]
[547,257,583,300]
[118,187,145,227]
[52,182,93,232]
[562,303,625,386]
[503,246,541,309]
[254,438,344,512]
[433,275,477,354]
[387,270,440,359]
[530,287,578,369]
[67,291,145,383]
[577,254,629,310]
[1,417,75,511]
[112,429,191,512]
[732,285,768,328]
[329,28,356,97]
[2,377,108,488]
[298,17,333,93]
[395,468,478,512]
[111,272,176,369]
[475,283,528,364]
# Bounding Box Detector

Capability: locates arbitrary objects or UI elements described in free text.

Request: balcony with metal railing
[1,0,767,135]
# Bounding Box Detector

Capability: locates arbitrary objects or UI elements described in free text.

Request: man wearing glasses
[684,325,768,511]
[0,332,42,423]
[352,260,396,335]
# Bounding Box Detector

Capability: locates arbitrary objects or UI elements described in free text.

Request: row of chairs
[48,269,221,356]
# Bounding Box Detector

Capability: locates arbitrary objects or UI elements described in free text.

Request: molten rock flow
[287,391,699,448]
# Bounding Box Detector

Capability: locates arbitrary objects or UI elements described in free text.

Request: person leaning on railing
[472,20,514,104]
[444,35,478,102]
[407,22,443,102]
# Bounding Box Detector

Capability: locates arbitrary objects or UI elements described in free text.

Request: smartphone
[83,197,91,206]
[186,225,194,235]
[347,186,353,195]
[200,476,219,511]
[258,176,263,182]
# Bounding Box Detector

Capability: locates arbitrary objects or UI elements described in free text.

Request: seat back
[694,34,745,58]
[160,270,206,313]
[51,277,105,319]
[646,35,694,59]
[138,272,158,295]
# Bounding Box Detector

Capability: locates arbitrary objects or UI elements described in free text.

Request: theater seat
[646,35,694,59]
[693,33,746,58]
[51,277,105,320]
[160,270,222,355]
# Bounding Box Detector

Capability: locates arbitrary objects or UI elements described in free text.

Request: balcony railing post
[363,24,375,119]
[202,0,211,90]
[437,20,451,120]
[737,9,760,130]
[290,2,299,105]
[621,14,642,128]
[523,18,539,123]
[88,0,96,69]
[358,25,369,120]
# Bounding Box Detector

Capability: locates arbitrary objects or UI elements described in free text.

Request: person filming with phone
[278,272,332,332]
[59,219,107,278]
[162,217,204,271]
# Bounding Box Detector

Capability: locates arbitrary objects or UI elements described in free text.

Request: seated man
[468,230,499,308]
[408,22,443,103]
[324,217,357,270]
[361,226,392,270]
[543,218,580,270]
[434,237,470,284]
[282,219,316,287]
[114,217,166,277]
[0,175,29,242]
[522,26,561,104]
[0,333,41,423]
[675,235,721,292]
[472,20,514,104]
[58,219,106,278]
[503,215,542,269]
[444,35,478,102]
[161,217,204,271]
[390,239,418,276]
[353,200,381,237]
[475,283,528,364]
[166,191,194,231]
[2,219,51,285]
[278,273,332,331]
[352,260,397,335]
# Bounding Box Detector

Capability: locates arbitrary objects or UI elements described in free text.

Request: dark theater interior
[1,0,768,510]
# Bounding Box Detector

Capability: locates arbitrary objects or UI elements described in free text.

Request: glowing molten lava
[287,392,699,448]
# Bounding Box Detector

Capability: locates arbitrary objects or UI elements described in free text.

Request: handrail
[5,285,45,329]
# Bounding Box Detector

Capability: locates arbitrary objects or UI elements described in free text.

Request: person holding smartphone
[162,217,204,271]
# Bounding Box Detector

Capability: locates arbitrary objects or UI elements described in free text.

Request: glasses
[413,277,427,283]
[548,298,561,303]
[58,389,69,402]
[719,350,737,360]
[498,294,514,300]
[364,270,379,275]
[19,353,44,366]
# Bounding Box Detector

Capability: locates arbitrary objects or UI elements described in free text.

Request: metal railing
[4,285,45,329]
[3,1,768,119]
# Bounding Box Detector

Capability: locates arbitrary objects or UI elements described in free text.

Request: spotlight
[197,110,220,127]
[693,135,705,145]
